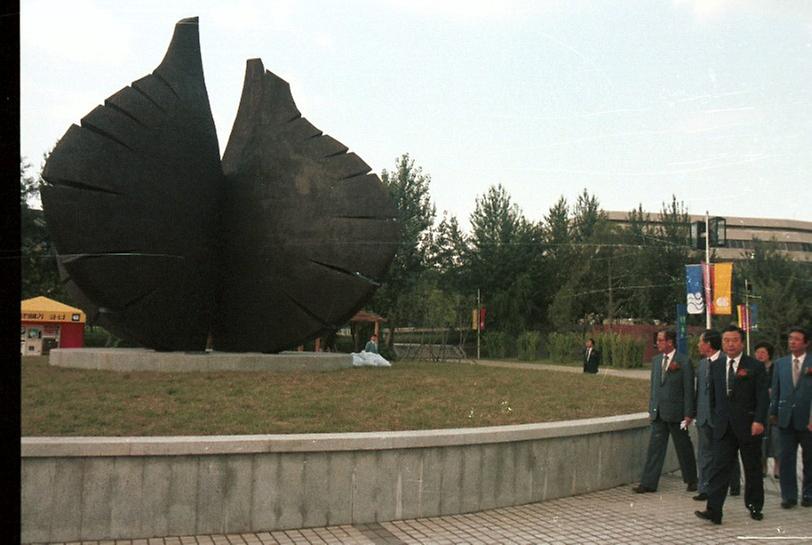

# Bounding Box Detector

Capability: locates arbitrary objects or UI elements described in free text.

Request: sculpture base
[48,348,353,373]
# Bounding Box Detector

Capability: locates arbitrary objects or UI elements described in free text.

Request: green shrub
[547,332,582,363]
[483,331,513,358]
[517,330,542,360]
[592,331,646,368]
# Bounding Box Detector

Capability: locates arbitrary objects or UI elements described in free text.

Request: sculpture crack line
[42,16,398,352]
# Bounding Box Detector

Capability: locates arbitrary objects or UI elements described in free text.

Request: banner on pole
[472,309,478,331]
[701,261,713,315]
[685,265,704,314]
[737,304,749,331]
[479,307,486,331]
[736,304,758,332]
[712,262,733,315]
[676,304,688,354]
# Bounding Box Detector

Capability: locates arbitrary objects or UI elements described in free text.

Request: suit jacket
[709,353,769,443]
[770,352,812,431]
[584,348,601,371]
[649,351,695,423]
[695,354,720,427]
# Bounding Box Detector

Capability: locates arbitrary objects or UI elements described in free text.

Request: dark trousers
[698,423,740,494]
[640,418,697,489]
[778,426,812,503]
[706,425,764,518]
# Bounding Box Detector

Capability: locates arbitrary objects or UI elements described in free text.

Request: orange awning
[21,296,86,324]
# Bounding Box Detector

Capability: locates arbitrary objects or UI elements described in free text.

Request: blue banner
[750,304,758,330]
[676,304,688,355]
[685,264,704,314]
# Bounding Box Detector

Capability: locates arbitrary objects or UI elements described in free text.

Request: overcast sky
[20,0,812,227]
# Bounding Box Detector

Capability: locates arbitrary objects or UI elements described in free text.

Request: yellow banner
[472,309,478,330]
[712,263,733,315]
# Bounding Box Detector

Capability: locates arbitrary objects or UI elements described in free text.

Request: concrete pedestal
[48,348,353,372]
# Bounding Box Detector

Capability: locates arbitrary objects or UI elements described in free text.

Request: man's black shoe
[781,500,797,509]
[695,510,721,525]
[633,485,656,493]
[729,488,740,496]
[686,482,698,492]
[692,493,708,501]
[748,508,763,521]
[801,499,811,507]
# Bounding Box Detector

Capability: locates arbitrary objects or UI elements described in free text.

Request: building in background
[21,296,86,356]
[606,212,812,262]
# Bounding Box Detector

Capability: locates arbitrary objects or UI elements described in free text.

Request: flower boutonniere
[805,367,812,377]
[736,367,749,379]
[667,360,680,373]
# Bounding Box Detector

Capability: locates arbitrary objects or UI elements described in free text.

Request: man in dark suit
[769,326,812,509]
[696,325,769,524]
[633,329,698,493]
[693,329,741,501]
[583,338,601,374]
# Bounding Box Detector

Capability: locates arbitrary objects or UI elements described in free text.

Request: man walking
[693,329,741,501]
[770,326,812,509]
[634,329,698,494]
[696,325,769,524]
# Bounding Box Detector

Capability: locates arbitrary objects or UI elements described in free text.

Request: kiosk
[21,296,86,356]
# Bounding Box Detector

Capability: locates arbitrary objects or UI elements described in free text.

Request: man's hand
[751,422,765,436]
[807,422,812,432]
[683,416,693,426]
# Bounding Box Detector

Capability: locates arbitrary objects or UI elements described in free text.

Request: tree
[737,241,812,355]
[466,184,541,333]
[369,154,436,348]
[21,157,66,301]
[427,211,469,294]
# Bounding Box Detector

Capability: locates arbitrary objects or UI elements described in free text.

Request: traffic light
[692,217,727,249]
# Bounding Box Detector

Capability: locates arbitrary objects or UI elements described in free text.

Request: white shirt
[709,350,721,363]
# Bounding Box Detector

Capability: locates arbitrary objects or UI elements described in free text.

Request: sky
[20,0,812,229]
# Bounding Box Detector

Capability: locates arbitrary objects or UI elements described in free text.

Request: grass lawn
[22,356,649,436]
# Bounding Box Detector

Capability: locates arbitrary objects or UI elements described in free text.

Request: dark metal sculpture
[41,17,398,352]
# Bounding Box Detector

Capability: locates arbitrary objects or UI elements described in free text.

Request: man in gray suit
[693,329,740,501]
[770,326,812,508]
[634,329,698,493]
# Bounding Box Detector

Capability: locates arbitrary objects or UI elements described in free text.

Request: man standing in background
[583,338,601,374]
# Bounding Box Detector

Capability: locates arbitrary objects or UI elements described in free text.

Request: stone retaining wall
[21,413,684,543]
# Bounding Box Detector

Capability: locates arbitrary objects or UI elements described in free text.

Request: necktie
[727,359,735,397]
[793,358,801,387]
[661,355,668,384]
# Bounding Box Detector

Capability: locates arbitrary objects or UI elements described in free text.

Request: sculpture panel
[41,17,398,352]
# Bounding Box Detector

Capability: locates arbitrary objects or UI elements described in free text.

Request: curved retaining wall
[21,412,685,543]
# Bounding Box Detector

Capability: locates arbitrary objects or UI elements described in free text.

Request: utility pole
[476,288,481,360]
[743,279,762,355]
[705,211,712,329]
